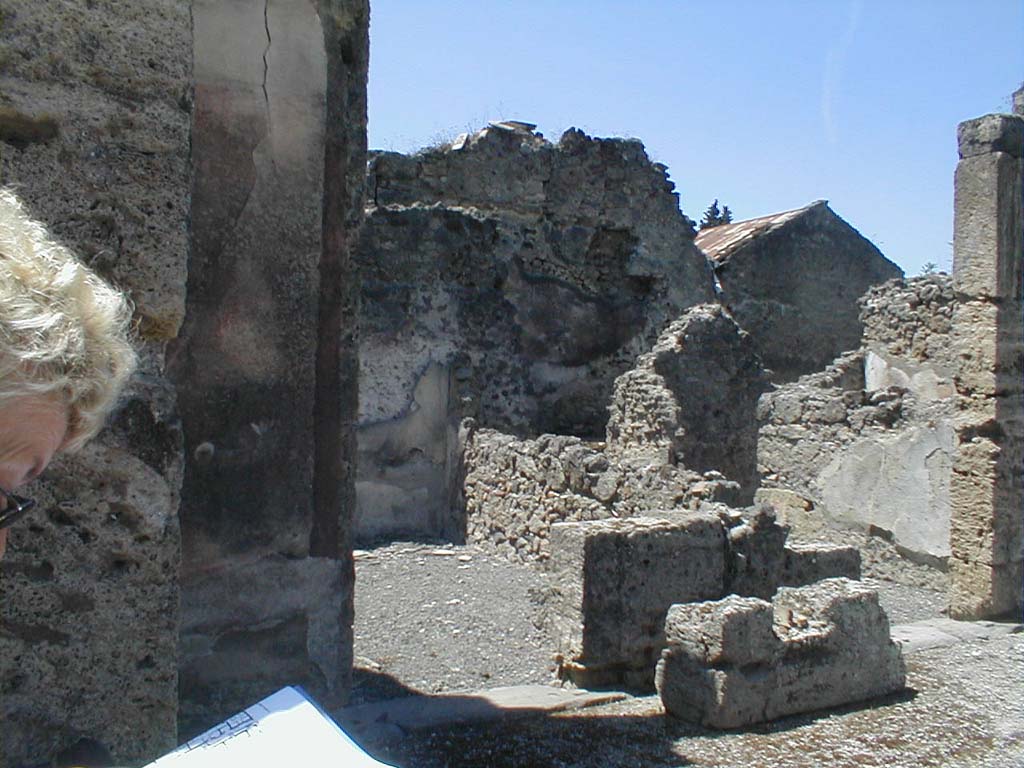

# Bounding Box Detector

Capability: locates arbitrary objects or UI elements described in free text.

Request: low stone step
[335,685,626,746]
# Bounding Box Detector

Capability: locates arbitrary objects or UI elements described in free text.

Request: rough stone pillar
[949,113,1024,619]
[0,2,190,765]
[169,0,367,736]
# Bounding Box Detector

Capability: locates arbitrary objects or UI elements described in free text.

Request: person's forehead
[0,393,69,460]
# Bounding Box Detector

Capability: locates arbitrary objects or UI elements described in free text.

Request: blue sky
[367,1,1023,276]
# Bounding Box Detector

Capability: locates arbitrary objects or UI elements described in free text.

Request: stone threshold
[335,685,626,746]
[890,617,1022,653]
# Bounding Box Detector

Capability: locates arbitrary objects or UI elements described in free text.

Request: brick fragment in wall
[547,515,728,689]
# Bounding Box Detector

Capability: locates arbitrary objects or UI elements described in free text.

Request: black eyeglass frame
[0,485,36,530]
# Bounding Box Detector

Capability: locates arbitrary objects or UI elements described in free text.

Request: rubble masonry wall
[355,126,715,541]
[0,1,190,764]
[757,278,959,563]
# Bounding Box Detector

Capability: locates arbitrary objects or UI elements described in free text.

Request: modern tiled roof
[695,200,828,262]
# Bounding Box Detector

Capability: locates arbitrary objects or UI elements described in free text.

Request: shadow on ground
[344,683,919,768]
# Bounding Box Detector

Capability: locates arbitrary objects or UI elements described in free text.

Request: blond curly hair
[0,188,138,452]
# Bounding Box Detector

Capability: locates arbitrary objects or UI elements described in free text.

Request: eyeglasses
[0,485,36,530]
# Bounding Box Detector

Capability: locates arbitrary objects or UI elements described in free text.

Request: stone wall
[461,424,720,564]
[948,113,1024,619]
[168,0,367,736]
[355,124,715,541]
[0,1,190,764]
[699,201,903,382]
[606,304,769,498]
[757,277,960,564]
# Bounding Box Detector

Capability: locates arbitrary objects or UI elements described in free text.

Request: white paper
[146,687,394,768]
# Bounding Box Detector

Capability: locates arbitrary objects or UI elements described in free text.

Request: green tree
[920,261,938,276]
[699,199,733,229]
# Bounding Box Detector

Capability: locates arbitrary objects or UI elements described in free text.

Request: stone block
[549,514,727,687]
[957,114,1024,159]
[781,543,862,586]
[726,507,789,598]
[948,557,1023,619]
[657,578,905,729]
[953,153,1024,300]
[663,596,779,667]
[177,556,351,737]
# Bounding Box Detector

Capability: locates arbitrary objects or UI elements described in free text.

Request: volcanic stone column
[948,112,1024,619]
[170,0,367,734]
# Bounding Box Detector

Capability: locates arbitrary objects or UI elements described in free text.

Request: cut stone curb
[335,685,627,746]
[891,618,1022,653]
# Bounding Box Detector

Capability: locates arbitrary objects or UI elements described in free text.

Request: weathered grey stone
[725,506,789,599]
[657,579,906,729]
[697,201,903,383]
[548,515,728,688]
[357,126,716,540]
[606,304,769,500]
[757,277,962,564]
[168,0,368,733]
[953,154,1024,300]
[662,597,779,667]
[957,114,1024,159]
[0,2,189,764]
[781,543,862,586]
[177,556,350,736]
[1,445,180,765]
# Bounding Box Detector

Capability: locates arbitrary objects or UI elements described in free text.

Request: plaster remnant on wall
[757,277,960,564]
[356,123,716,541]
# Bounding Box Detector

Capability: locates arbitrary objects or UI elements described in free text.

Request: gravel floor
[350,534,1021,767]
[367,632,1024,768]
[352,542,555,704]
